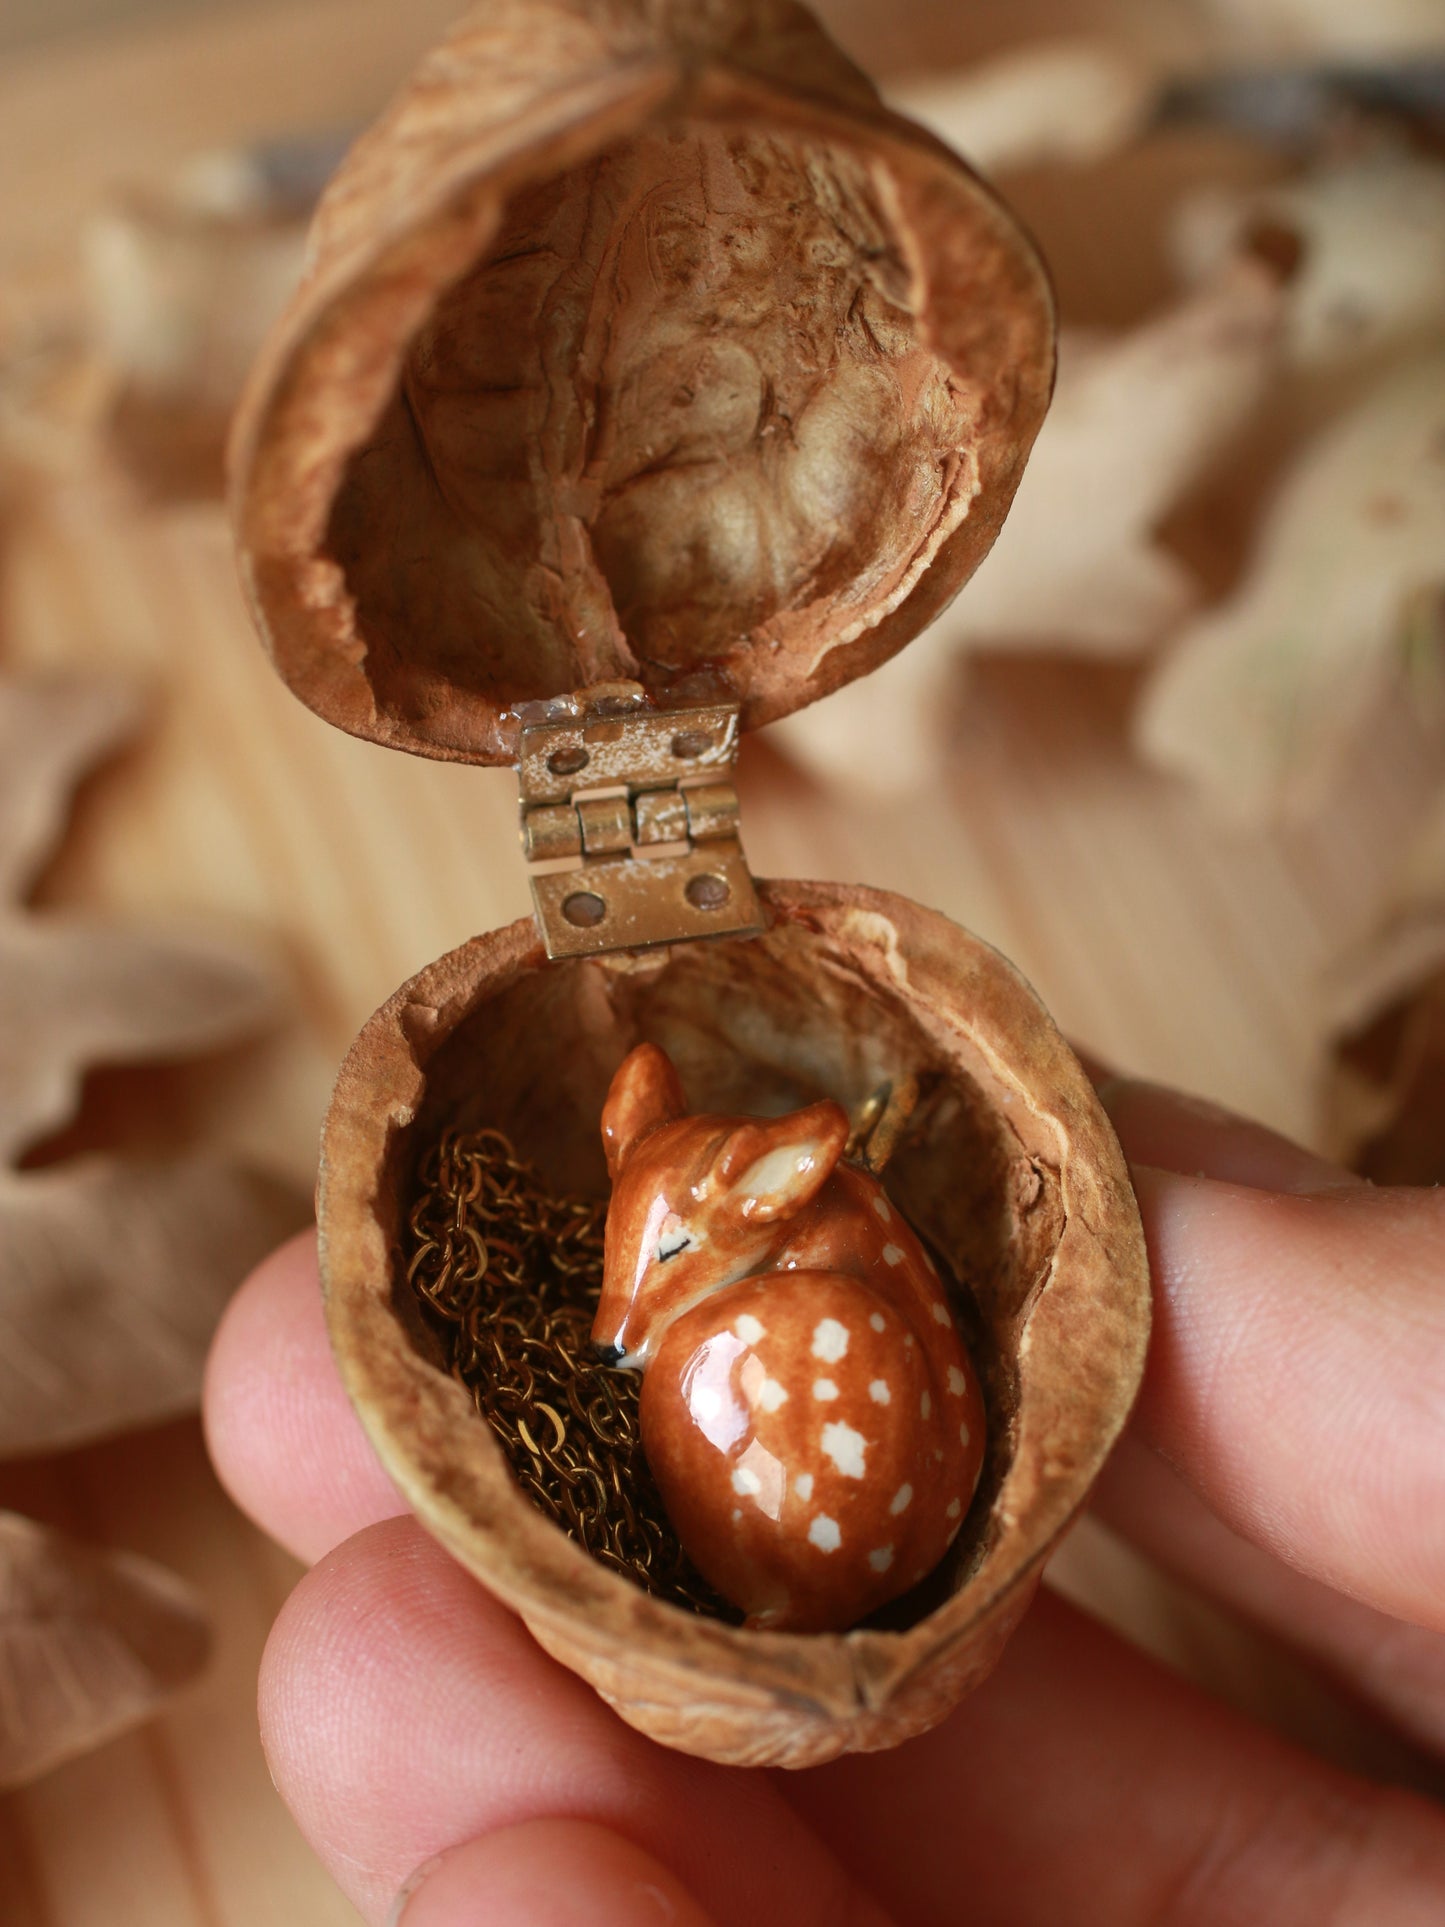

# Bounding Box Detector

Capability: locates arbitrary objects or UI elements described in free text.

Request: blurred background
[1,0,1441,1920]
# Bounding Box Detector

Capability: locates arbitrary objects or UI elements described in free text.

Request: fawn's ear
[716,1100,850,1222]
[602,1043,687,1176]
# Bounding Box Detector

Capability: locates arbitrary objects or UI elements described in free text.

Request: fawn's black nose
[594,1340,626,1366]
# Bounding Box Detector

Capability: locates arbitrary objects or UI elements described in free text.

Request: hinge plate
[518,692,764,960]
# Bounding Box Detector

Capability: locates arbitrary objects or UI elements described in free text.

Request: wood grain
[3,0,1442,1919]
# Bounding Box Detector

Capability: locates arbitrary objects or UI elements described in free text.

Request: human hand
[204,1079,1445,1925]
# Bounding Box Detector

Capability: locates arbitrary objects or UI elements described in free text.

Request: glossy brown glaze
[594,1043,986,1631]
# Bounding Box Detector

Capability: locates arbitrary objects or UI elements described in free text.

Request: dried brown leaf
[1195,0,1445,61]
[889,40,1158,176]
[0,676,144,904]
[952,258,1284,651]
[777,258,1284,790]
[0,1154,308,1458]
[0,671,309,1453]
[1174,152,1445,377]
[0,313,113,498]
[83,154,310,499]
[1136,351,1445,818]
[1331,967,1445,1186]
[0,916,286,1166]
[1326,794,1445,1183]
[0,1509,209,1789]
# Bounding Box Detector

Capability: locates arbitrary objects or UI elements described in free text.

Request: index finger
[1104,1081,1445,1630]
[204,1229,402,1563]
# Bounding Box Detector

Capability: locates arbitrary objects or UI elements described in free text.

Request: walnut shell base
[319,880,1149,1768]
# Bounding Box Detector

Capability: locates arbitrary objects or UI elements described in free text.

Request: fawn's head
[592,1043,849,1367]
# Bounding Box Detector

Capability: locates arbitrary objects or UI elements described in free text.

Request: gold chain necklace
[404,1126,735,1617]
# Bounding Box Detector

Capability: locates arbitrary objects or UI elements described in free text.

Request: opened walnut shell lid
[320,882,1149,1767]
[229,0,1054,765]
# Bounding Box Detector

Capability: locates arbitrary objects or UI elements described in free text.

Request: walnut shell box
[228,0,1150,1769]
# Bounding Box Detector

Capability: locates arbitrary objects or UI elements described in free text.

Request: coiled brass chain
[404,1126,735,1619]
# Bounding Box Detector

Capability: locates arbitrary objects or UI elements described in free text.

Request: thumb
[1095,1076,1366,1195]
[1097,1074,1445,1627]
[393,1819,717,1927]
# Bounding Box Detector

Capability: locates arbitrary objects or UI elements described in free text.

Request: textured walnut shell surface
[230,0,1054,766]
[320,880,1148,1768]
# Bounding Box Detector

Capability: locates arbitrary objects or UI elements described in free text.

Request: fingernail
[1098,1077,1365,1196]
[388,1822,717,1927]
[1097,1077,1237,1128]
[388,1855,446,1927]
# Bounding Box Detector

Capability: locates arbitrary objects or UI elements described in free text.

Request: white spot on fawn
[734,1313,766,1346]
[731,1507,742,1523]
[813,1378,839,1401]
[757,1377,788,1412]
[734,1440,786,1518]
[889,1483,913,1516]
[946,1497,962,1520]
[868,1545,895,1573]
[868,1379,891,1405]
[808,1514,841,1552]
[960,1421,972,1448]
[794,1472,814,1501]
[821,1421,866,1479]
[869,1312,886,1333]
[931,1301,952,1326]
[872,1194,892,1223]
[904,1333,915,1349]
[812,1318,849,1363]
[947,1366,967,1397]
[882,1244,904,1267]
[920,1391,932,1420]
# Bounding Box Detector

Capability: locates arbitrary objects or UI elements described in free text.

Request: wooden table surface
[2,2,1441,1921]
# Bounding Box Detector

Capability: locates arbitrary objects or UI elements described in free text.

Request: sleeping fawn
[593,1042,985,1631]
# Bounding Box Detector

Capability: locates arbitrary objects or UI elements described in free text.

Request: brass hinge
[517,684,764,959]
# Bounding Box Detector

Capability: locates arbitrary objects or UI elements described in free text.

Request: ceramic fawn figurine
[593,1043,986,1632]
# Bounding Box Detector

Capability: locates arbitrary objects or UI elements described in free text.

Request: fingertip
[255,1519,878,1926]
[256,1518,448,1891]
[204,1227,402,1562]
[255,1517,612,1916]
[1098,1077,1362,1195]
[393,1819,717,1927]
[1125,1162,1445,1623]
